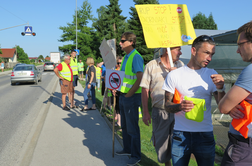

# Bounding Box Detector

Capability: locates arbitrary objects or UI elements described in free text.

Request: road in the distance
[0,68,57,166]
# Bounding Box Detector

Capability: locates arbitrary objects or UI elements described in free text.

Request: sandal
[81,108,89,112]
[70,105,78,109]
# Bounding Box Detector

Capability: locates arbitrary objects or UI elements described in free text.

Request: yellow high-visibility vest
[70,57,78,75]
[78,62,84,71]
[59,62,71,81]
[120,50,144,94]
[95,66,101,79]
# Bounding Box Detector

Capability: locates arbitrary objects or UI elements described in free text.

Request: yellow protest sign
[135,4,196,48]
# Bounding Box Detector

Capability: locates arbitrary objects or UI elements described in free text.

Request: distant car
[10,64,42,85]
[43,62,55,71]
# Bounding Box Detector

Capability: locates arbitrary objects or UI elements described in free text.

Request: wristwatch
[88,83,91,85]
[216,85,225,92]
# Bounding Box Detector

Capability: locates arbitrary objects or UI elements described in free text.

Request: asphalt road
[0,67,57,166]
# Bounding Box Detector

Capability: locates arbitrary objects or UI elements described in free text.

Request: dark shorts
[79,71,84,75]
[73,75,78,87]
[60,79,73,94]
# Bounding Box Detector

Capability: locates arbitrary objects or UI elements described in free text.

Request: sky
[0,0,251,59]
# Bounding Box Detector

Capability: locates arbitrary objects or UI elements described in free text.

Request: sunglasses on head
[192,35,215,46]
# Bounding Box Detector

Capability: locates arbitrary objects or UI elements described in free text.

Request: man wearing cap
[54,54,73,110]
[140,47,183,166]
[162,35,225,166]
[219,21,252,166]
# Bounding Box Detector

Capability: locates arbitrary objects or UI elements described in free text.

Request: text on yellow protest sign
[135,4,196,48]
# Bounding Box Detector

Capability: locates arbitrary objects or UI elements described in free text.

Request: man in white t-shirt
[162,35,226,166]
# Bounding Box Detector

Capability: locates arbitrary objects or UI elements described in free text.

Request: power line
[0,5,27,23]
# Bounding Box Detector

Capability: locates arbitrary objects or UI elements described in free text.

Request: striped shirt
[140,58,184,109]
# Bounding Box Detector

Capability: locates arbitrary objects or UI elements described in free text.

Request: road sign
[74,49,80,55]
[105,69,125,91]
[109,72,121,90]
[25,26,32,35]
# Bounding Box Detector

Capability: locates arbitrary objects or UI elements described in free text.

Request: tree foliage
[38,55,44,61]
[16,46,30,64]
[128,0,159,64]
[59,0,96,70]
[192,12,217,30]
[93,0,127,56]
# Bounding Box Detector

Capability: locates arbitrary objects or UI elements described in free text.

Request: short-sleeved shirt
[101,64,106,81]
[140,58,184,109]
[87,65,96,83]
[57,63,73,82]
[120,49,144,73]
[162,65,217,132]
[229,63,252,136]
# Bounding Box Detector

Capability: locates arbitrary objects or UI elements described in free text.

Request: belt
[228,132,250,144]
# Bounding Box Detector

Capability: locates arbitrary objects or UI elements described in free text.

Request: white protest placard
[99,39,116,69]
[107,38,116,59]
[105,69,125,91]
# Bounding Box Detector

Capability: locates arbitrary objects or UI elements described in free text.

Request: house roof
[45,57,50,60]
[0,48,16,58]
[29,57,38,59]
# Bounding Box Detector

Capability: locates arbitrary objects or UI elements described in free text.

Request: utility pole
[76,0,78,61]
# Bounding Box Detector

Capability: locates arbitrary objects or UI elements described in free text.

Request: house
[29,57,39,63]
[45,57,50,61]
[0,48,17,63]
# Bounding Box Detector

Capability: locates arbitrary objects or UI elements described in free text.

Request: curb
[100,111,123,147]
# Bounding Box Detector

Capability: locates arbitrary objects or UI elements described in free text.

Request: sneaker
[115,150,131,156]
[127,158,141,166]
[63,106,70,110]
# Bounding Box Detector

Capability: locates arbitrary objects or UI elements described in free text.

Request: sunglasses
[192,35,215,46]
[117,62,121,65]
[120,39,128,43]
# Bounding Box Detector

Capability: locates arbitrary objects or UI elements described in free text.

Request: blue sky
[0,0,251,58]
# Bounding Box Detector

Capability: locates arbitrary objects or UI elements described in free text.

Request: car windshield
[45,63,54,65]
[15,66,33,71]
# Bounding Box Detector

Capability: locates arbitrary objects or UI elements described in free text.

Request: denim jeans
[172,130,215,166]
[83,82,96,105]
[119,93,141,160]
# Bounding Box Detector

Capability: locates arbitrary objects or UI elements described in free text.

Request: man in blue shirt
[115,32,144,166]
[219,21,252,166]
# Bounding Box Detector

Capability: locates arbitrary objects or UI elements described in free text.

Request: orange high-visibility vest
[231,100,252,138]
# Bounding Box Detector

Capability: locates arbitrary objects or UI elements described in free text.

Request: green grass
[79,80,221,166]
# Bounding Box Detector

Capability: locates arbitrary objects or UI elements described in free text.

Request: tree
[59,0,95,68]
[192,12,217,30]
[16,46,30,64]
[127,0,159,64]
[93,0,127,56]
[38,55,44,61]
